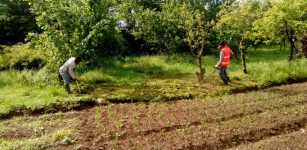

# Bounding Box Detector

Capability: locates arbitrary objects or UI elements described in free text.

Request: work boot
[226,76,231,82]
[64,84,71,94]
[223,80,228,85]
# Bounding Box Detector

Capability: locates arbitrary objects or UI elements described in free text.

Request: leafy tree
[178,4,208,83]
[0,0,37,44]
[188,0,236,53]
[253,0,307,61]
[26,0,125,69]
[114,0,233,54]
[115,1,185,52]
[215,0,264,74]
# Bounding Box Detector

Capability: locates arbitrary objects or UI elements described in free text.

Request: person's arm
[230,49,234,55]
[215,51,224,68]
[68,63,77,79]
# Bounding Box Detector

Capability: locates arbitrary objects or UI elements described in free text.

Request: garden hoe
[208,66,219,75]
[75,80,81,93]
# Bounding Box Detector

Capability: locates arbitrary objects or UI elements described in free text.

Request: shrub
[0,44,46,70]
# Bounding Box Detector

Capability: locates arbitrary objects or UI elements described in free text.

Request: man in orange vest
[214,42,234,85]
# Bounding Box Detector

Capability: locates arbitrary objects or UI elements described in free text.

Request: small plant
[62,135,77,145]
[52,129,71,142]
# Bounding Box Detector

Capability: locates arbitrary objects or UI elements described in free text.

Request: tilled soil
[228,127,307,150]
[1,82,307,149]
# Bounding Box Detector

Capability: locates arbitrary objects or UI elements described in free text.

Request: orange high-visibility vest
[220,46,231,67]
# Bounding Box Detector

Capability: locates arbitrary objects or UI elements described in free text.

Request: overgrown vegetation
[1,44,307,118]
[0,44,45,70]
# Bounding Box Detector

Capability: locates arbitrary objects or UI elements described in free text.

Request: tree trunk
[289,40,295,61]
[283,38,286,50]
[284,20,295,61]
[196,55,205,83]
[302,34,307,58]
[239,39,248,74]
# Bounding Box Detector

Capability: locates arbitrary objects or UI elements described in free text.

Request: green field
[0,45,307,118]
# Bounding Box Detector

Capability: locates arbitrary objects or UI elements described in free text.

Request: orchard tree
[26,0,124,69]
[179,5,208,83]
[215,0,263,74]
[253,0,307,61]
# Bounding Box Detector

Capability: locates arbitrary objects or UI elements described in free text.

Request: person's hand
[214,65,219,68]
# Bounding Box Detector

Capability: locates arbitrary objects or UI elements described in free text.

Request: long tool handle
[75,80,81,93]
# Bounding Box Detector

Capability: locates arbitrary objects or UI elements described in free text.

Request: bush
[0,44,46,70]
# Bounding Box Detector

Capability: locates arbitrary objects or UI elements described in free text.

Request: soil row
[74,90,307,149]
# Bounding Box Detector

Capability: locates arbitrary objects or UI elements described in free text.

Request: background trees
[1,0,305,76]
[253,0,307,61]
[215,0,264,74]
[0,0,37,44]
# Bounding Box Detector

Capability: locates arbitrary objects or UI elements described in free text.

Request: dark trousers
[219,66,230,85]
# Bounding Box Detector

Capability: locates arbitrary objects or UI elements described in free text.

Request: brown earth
[1,82,307,149]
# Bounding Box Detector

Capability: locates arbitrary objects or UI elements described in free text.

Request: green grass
[247,46,307,83]
[80,46,307,85]
[0,45,307,117]
[0,69,93,117]
[80,53,197,84]
[0,84,92,115]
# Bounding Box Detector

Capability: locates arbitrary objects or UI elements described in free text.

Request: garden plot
[1,82,307,149]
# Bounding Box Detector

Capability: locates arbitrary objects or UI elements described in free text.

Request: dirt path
[1,82,307,149]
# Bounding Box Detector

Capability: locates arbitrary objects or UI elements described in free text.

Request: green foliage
[127,1,185,52]
[179,4,207,57]
[52,129,72,141]
[114,0,229,54]
[0,44,45,70]
[215,0,263,45]
[0,0,37,44]
[253,0,307,43]
[26,0,125,68]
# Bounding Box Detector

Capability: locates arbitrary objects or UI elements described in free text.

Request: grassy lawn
[0,45,307,118]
